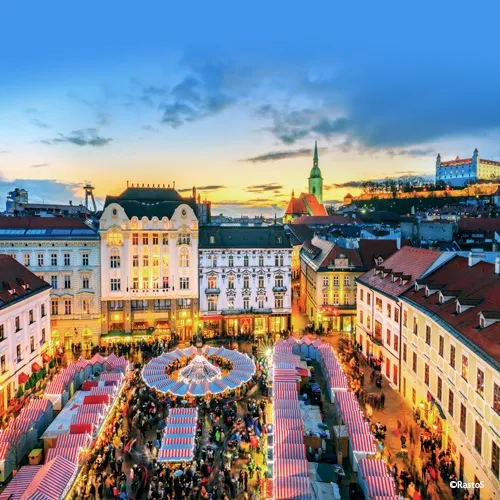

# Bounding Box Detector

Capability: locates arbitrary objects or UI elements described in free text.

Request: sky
[1,0,500,216]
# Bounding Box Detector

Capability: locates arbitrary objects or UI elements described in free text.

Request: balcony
[272,286,287,292]
[205,288,221,295]
[131,288,170,296]
[221,307,273,315]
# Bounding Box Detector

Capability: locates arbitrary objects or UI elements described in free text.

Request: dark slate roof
[199,226,291,249]
[285,224,314,246]
[0,255,50,309]
[104,186,197,219]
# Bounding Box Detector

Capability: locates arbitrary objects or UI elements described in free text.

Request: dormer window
[479,311,500,329]
[456,302,461,314]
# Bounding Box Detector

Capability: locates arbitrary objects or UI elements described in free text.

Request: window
[412,388,416,405]
[180,248,189,267]
[437,376,442,401]
[143,254,149,267]
[279,255,284,266]
[322,276,329,286]
[333,294,339,305]
[180,277,189,290]
[1,355,5,373]
[386,329,391,346]
[450,345,456,369]
[360,288,364,302]
[275,275,283,288]
[386,303,391,318]
[142,277,149,289]
[343,294,350,305]
[178,233,191,245]
[477,368,484,396]
[64,253,70,266]
[394,308,400,323]
[29,309,34,324]
[37,253,44,267]
[152,256,159,267]
[208,297,217,311]
[424,363,430,385]
[244,255,249,267]
[359,310,364,325]
[367,293,371,306]
[366,314,371,330]
[228,299,234,310]
[259,276,265,288]
[30,336,35,353]
[82,299,90,314]
[375,297,382,312]
[16,344,21,362]
[243,298,250,310]
[228,255,234,267]
[412,352,417,373]
[15,316,20,332]
[51,275,57,288]
[275,295,284,309]
[492,441,500,478]
[243,276,249,289]
[344,276,350,286]
[258,296,265,309]
[374,321,382,342]
[403,310,408,327]
[110,300,123,311]
[51,253,57,266]
[413,317,418,335]
[425,325,431,345]
[154,299,170,311]
[208,254,217,267]
[0,325,4,341]
[494,383,500,414]
[228,276,235,289]
[208,277,217,289]
[162,277,169,289]
[142,234,149,245]
[64,299,72,315]
[24,254,30,266]
[132,278,139,290]
[64,275,71,289]
[41,303,46,317]
[333,276,339,286]
[51,300,58,315]
[132,233,139,245]
[385,358,390,378]
[152,233,159,245]
[475,421,482,455]
[110,250,120,268]
[403,343,407,363]
[259,255,264,267]
[323,293,329,306]
[131,300,148,311]
[82,253,89,266]
[439,335,444,357]
[133,255,139,267]
[448,389,454,417]
[110,279,121,291]
[460,403,467,433]
[162,234,168,245]
[462,355,469,381]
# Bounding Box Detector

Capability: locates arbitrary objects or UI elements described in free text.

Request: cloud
[140,125,159,132]
[42,128,113,147]
[25,108,38,114]
[241,147,327,163]
[177,185,227,192]
[29,163,49,168]
[0,150,8,154]
[387,148,436,158]
[245,183,283,193]
[31,118,51,129]
[96,112,111,126]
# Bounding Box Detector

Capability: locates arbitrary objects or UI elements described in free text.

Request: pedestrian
[380,392,385,409]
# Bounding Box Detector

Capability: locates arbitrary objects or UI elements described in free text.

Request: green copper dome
[309,141,322,178]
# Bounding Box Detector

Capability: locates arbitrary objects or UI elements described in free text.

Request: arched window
[208,276,217,289]
[180,248,189,267]
[209,235,215,244]
[259,255,264,267]
[110,248,120,268]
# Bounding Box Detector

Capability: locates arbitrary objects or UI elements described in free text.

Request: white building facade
[0,255,51,412]
[0,217,101,350]
[100,185,199,342]
[198,226,292,338]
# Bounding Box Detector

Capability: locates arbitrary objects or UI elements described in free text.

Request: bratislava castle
[99,184,199,342]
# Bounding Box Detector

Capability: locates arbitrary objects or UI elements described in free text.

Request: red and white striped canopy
[0,465,42,500]
[89,353,106,365]
[273,477,311,500]
[99,372,123,382]
[168,417,197,425]
[46,446,80,463]
[366,475,397,497]
[71,412,100,427]
[274,443,306,460]
[89,386,115,395]
[274,399,301,411]
[359,458,389,478]
[169,407,198,417]
[274,459,309,478]
[55,433,91,449]
[351,432,377,453]
[274,408,301,420]
[274,428,304,445]
[158,447,194,461]
[162,437,192,446]
[0,440,12,460]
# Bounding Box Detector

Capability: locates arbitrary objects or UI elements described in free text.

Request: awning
[18,372,29,384]
[32,362,42,373]
[133,321,148,329]
[155,321,171,328]
[41,353,51,363]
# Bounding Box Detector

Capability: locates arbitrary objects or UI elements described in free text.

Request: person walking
[380,392,385,409]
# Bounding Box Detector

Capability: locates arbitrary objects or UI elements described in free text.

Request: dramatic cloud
[29,163,49,168]
[177,185,227,192]
[245,183,283,193]
[241,147,327,163]
[42,128,113,147]
[31,118,51,129]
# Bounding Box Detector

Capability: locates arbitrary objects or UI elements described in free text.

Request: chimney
[396,237,401,250]
[495,255,500,274]
[469,249,485,267]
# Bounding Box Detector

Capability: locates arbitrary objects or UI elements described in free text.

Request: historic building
[283,142,327,223]
[100,184,199,342]
[198,226,292,338]
[0,217,100,350]
[355,246,441,389]
[0,255,51,412]
[436,148,500,187]
[399,255,500,498]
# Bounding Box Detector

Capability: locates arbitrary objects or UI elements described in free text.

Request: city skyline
[2,1,500,216]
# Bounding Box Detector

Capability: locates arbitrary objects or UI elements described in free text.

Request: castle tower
[308,141,323,204]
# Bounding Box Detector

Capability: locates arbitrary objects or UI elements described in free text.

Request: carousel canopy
[178,355,222,384]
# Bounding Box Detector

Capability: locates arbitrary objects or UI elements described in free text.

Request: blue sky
[1,0,500,215]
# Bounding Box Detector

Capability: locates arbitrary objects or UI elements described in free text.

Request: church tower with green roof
[308,141,323,204]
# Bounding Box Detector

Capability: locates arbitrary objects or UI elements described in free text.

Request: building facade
[399,255,500,499]
[198,226,292,338]
[100,184,199,343]
[0,217,101,350]
[0,255,51,413]
[436,148,500,187]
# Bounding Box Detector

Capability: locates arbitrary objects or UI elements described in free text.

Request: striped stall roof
[273,477,311,500]
[169,407,198,417]
[351,432,377,454]
[359,458,389,478]
[274,443,306,460]
[274,458,309,478]
[274,399,301,411]
[157,446,194,462]
[55,433,91,449]
[366,475,397,497]
[99,372,123,382]
[45,446,80,463]
[77,403,106,414]
[0,440,12,460]
[0,465,43,500]
[89,353,106,365]
[274,428,304,445]
[161,437,193,446]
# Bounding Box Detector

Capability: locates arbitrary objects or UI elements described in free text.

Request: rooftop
[292,215,357,226]
[199,225,290,249]
[0,216,97,239]
[358,239,407,271]
[458,217,500,232]
[301,236,363,271]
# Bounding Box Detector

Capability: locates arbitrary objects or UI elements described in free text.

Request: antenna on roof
[127,180,129,188]
[173,181,176,189]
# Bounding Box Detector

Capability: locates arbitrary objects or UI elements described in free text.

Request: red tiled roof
[458,218,500,232]
[285,197,308,216]
[358,239,408,271]
[357,246,440,297]
[441,157,472,166]
[402,256,500,363]
[0,216,89,229]
[0,256,50,307]
[299,193,327,216]
[292,215,356,225]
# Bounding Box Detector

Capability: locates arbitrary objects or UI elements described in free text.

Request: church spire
[292,188,295,198]
[313,141,318,167]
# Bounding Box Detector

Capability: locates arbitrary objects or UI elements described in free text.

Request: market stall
[158,407,198,463]
[0,464,42,500]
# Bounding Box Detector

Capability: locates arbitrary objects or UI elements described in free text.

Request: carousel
[142,334,256,397]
